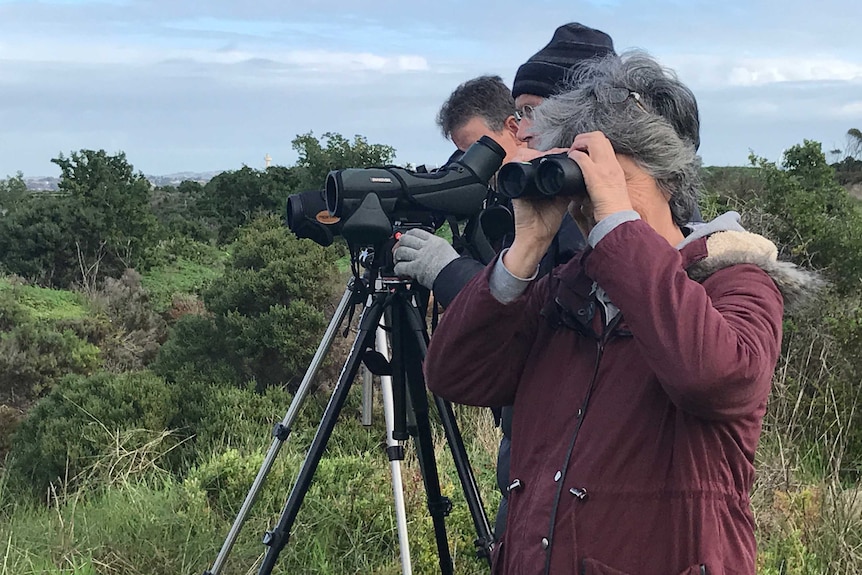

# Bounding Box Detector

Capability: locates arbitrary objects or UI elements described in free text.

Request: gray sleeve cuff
[488,248,539,304]
[588,210,641,247]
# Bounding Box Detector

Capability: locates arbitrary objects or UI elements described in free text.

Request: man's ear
[504,115,519,137]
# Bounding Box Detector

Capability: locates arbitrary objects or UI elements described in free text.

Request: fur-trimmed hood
[679,212,824,313]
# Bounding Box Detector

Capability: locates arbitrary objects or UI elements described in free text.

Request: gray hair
[533,50,701,226]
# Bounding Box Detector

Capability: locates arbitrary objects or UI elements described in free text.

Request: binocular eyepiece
[497,153,587,200]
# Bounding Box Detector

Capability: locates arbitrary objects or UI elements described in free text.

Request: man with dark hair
[391,74,524,291]
[436,75,522,158]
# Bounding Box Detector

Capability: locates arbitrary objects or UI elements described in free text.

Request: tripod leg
[375,326,413,575]
[434,396,496,563]
[204,287,355,575]
[391,299,454,575]
[402,296,496,565]
[257,293,389,575]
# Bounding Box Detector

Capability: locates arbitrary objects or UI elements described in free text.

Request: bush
[750,141,862,293]
[153,214,342,390]
[6,371,196,496]
[150,313,236,385]
[86,269,167,371]
[0,286,30,332]
[0,282,99,406]
[0,321,101,404]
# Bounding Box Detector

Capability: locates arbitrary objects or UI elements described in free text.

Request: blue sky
[1,0,861,177]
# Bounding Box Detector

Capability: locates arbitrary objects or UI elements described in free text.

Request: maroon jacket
[424,219,785,575]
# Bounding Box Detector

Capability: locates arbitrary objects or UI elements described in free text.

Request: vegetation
[0,129,861,574]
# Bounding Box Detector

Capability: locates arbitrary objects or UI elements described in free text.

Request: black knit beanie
[512,23,616,99]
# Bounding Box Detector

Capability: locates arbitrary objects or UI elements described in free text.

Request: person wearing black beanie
[512,23,616,101]
[490,23,703,552]
[484,23,617,544]
[512,23,616,147]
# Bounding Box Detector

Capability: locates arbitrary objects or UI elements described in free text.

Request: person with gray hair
[424,50,817,574]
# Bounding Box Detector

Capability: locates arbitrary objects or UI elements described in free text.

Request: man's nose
[516,120,533,143]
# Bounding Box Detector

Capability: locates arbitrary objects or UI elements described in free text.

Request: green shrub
[0,322,101,403]
[751,141,862,293]
[153,214,341,390]
[0,286,29,332]
[150,313,236,385]
[6,371,186,496]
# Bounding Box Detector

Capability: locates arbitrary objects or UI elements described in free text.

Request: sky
[1,0,861,178]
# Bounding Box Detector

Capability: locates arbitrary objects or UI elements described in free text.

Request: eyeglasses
[514,104,535,122]
[603,87,648,114]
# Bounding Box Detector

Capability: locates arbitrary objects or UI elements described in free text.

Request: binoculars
[497,153,587,200]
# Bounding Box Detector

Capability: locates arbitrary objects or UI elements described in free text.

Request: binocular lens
[535,157,586,198]
[496,154,587,199]
[536,161,566,196]
[497,162,534,199]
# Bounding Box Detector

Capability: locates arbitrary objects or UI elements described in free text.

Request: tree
[150,180,213,243]
[750,140,862,293]
[0,151,161,288]
[52,150,160,275]
[0,196,81,286]
[197,166,299,243]
[0,173,28,214]
[847,128,862,160]
[291,132,396,191]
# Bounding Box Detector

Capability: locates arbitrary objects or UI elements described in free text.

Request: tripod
[204,266,495,575]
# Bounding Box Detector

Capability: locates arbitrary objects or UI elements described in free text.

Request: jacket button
[569,487,589,501]
[541,537,549,550]
[507,479,523,492]
[554,471,562,482]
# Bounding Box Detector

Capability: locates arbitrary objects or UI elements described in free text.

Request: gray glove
[393,228,459,289]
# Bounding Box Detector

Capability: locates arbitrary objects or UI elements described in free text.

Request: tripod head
[348,219,436,294]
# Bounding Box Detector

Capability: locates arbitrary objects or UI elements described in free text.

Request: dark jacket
[424,217,803,574]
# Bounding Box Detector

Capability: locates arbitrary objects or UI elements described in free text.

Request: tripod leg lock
[385,445,405,461]
[474,537,495,560]
[272,422,291,441]
[262,528,287,548]
[427,496,453,517]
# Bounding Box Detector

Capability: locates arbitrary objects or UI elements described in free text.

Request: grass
[2,350,860,574]
[0,279,88,321]
[0,388,501,575]
[140,257,224,312]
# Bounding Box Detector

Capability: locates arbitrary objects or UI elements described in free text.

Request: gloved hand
[393,228,459,289]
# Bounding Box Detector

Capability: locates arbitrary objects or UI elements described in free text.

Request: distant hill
[23,171,223,191]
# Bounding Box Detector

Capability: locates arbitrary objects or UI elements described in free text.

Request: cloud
[280,50,428,73]
[1,0,861,177]
[832,101,862,119]
[662,53,862,90]
[727,58,862,86]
